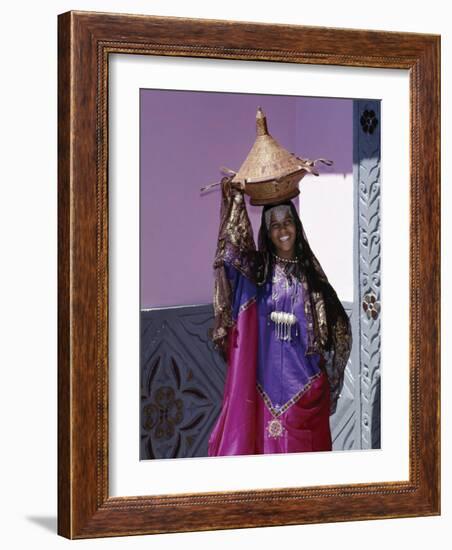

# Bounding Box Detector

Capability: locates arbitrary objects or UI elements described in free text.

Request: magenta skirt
[255,371,332,454]
[208,304,332,457]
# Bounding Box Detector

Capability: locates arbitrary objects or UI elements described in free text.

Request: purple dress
[256,262,323,412]
[208,258,332,456]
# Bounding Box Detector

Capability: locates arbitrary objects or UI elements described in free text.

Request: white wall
[0,1,449,549]
[301,173,354,301]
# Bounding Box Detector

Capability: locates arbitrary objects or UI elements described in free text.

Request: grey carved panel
[140,305,226,459]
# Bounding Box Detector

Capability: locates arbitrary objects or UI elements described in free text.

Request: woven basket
[231,108,313,206]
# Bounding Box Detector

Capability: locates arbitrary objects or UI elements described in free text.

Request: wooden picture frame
[58,10,440,538]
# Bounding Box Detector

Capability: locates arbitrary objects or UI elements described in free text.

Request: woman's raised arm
[210,176,260,355]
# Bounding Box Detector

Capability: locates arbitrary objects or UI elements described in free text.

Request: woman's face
[268,211,296,259]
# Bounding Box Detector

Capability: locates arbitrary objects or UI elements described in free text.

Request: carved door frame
[330,100,381,451]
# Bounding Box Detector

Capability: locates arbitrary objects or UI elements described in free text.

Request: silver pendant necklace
[270,263,299,342]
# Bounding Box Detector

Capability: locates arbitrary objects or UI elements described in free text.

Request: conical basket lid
[232,108,303,184]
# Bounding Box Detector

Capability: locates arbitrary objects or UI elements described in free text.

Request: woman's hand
[221,176,244,198]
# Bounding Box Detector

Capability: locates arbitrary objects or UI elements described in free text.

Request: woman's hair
[257,200,347,352]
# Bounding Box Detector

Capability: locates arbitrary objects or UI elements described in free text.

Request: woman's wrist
[221,176,244,198]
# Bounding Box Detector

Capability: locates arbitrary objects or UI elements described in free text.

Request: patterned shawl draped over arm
[210,177,260,357]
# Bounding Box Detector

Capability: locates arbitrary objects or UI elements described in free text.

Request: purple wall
[295,98,352,175]
[140,90,352,308]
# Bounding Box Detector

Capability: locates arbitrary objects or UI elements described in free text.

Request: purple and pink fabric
[208,261,332,456]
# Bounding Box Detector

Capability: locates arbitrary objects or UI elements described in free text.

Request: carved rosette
[360,109,379,135]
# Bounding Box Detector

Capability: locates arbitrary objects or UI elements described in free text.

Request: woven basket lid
[232,107,303,184]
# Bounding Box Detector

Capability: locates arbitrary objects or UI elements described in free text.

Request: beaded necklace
[272,253,299,265]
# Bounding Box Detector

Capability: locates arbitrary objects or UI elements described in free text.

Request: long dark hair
[257,200,348,353]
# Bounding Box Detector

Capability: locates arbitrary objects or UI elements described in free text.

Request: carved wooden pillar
[354,100,381,450]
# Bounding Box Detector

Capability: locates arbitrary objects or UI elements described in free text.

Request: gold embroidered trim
[239,296,256,314]
[257,371,323,418]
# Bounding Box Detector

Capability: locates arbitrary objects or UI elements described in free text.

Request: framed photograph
[58,11,440,538]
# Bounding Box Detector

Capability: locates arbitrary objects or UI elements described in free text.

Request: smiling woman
[206,107,353,457]
[209,188,353,456]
